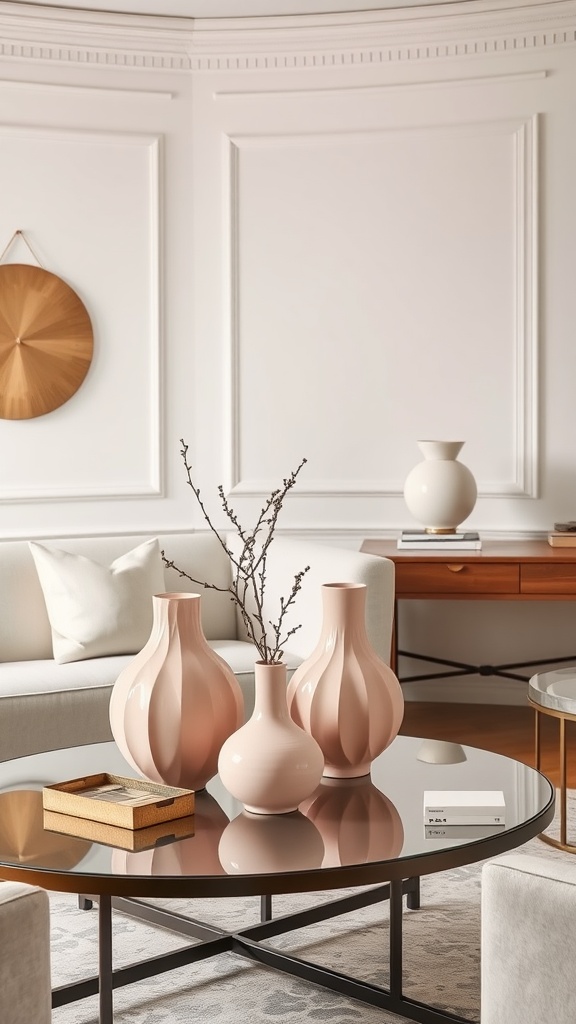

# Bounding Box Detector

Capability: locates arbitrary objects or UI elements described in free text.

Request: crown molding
[0,1,575,71]
[0,2,194,68]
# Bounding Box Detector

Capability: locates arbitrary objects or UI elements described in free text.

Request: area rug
[49,798,572,1024]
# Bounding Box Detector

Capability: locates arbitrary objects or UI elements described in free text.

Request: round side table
[529,667,576,854]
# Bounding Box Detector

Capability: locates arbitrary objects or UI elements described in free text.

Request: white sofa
[0,532,395,762]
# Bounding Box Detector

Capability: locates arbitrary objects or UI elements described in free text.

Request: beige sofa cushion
[29,538,166,664]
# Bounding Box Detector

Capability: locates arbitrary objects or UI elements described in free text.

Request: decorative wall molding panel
[223,114,538,501]
[213,70,550,99]
[0,77,175,99]
[0,0,575,70]
[0,125,162,503]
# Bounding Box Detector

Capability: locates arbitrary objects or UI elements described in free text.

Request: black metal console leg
[78,895,93,911]
[99,895,113,1024]
[398,649,576,685]
[261,895,272,922]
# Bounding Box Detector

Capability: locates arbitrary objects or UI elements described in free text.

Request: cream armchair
[482,853,576,1023]
[0,881,51,1024]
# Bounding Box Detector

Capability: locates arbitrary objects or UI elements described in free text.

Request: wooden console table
[361,539,576,684]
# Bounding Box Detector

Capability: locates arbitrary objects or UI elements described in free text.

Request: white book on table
[397,539,482,551]
[423,790,505,825]
[398,531,481,550]
[400,531,480,540]
[425,813,505,825]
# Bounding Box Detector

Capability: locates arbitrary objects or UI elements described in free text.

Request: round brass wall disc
[0,263,94,419]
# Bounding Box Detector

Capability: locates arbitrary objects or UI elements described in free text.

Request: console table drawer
[521,564,576,594]
[395,563,519,595]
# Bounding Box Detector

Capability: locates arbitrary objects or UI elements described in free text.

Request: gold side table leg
[530,684,576,855]
[560,716,567,848]
[534,701,576,854]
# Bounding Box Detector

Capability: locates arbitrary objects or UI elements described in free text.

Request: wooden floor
[400,701,576,788]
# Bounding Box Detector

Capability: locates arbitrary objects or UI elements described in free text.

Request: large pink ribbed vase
[217,661,324,815]
[287,583,404,778]
[109,592,243,791]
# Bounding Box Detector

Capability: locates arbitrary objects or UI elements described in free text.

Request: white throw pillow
[28,539,166,664]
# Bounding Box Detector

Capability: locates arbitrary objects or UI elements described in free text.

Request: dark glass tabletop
[0,736,554,897]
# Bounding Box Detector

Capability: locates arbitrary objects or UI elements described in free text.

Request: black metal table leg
[406,876,420,910]
[99,894,113,1024]
[389,879,403,999]
[51,879,478,1024]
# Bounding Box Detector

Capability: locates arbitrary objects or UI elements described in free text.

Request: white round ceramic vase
[403,440,477,533]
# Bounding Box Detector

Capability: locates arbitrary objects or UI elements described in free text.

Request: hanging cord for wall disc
[0,229,44,268]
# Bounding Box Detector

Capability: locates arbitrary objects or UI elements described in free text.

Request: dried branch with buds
[162,440,309,664]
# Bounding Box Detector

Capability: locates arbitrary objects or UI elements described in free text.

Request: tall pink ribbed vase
[109,592,243,791]
[287,583,404,778]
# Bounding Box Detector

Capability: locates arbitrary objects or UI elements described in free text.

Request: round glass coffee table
[529,665,576,853]
[0,736,554,1024]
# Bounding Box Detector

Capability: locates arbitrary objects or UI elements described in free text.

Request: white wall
[1,0,576,701]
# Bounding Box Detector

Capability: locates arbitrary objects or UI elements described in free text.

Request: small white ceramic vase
[217,661,325,815]
[109,592,244,792]
[403,440,477,533]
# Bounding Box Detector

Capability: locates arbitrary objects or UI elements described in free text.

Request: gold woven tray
[42,773,195,830]
[43,809,195,852]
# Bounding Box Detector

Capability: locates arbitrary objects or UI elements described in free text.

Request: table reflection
[417,739,467,765]
[219,810,324,874]
[0,790,91,868]
[110,791,229,875]
[300,776,404,867]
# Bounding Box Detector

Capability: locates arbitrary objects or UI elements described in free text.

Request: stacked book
[548,522,576,547]
[397,530,481,551]
[423,790,505,839]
